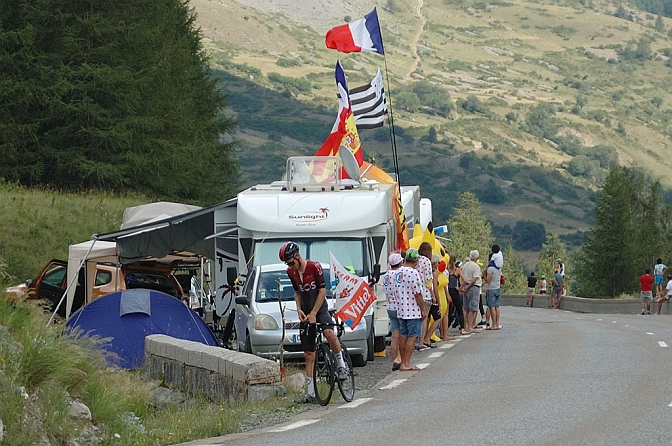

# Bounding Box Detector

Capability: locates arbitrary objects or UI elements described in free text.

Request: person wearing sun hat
[393,248,425,371]
[383,252,404,370]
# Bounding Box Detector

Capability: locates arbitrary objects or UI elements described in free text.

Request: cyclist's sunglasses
[285,255,297,267]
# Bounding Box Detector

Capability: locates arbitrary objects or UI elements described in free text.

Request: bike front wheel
[336,343,355,402]
[313,343,334,406]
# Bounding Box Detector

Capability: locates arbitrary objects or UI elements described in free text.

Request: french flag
[325,8,385,55]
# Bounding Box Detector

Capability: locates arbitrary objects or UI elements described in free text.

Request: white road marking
[668,401,672,407]
[269,419,320,432]
[440,343,455,349]
[380,379,407,390]
[612,321,617,324]
[340,398,371,408]
[453,337,465,342]
[428,351,445,358]
[597,318,603,321]
[416,362,430,369]
[647,332,654,335]
[658,341,668,348]
[625,324,629,327]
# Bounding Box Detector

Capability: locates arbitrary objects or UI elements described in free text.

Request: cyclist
[279,241,348,404]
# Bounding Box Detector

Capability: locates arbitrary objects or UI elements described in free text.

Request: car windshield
[253,239,364,276]
[256,269,332,303]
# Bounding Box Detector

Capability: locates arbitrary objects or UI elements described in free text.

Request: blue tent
[66,289,219,369]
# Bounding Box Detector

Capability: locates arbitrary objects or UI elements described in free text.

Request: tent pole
[47,239,97,327]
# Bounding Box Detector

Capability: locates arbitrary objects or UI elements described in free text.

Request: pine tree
[575,166,633,297]
[0,0,238,202]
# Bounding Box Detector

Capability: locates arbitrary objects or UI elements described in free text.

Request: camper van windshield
[253,239,365,276]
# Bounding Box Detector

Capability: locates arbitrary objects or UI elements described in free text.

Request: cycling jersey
[287,260,328,315]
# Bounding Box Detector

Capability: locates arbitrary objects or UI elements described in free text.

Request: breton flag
[330,251,376,329]
[346,68,387,129]
[314,61,363,173]
[325,8,385,55]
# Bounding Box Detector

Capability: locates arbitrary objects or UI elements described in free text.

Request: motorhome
[213,156,429,360]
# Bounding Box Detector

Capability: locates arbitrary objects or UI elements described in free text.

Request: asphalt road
[183,306,672,446]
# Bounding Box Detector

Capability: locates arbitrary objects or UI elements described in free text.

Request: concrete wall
[501,294,671,315]
[144,334,284,403]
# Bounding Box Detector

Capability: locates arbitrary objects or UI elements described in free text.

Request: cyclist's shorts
[299,307,334,352]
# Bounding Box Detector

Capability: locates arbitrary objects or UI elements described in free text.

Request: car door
[33,260,75,316]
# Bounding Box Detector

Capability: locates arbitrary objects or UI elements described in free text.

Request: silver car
[232,263,370,366]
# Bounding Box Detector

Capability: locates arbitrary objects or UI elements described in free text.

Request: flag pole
[382,56,400,185]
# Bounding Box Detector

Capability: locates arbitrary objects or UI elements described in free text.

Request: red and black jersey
[287,260,328,314]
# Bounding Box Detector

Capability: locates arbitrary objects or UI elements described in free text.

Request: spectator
[539,275,548,308]
[526,272,538,307]
[423,254,445,347]
[416,242,435,350]
[460,250,482,333]
[383,253,404,371]
[447,257,466,335]
[397,248,426,371]
[654,258,667,299]
[491,243,504,269]
[550,269,564,309]
[639,268,654,315]
[655,274,672,315]
[484,252,503,330]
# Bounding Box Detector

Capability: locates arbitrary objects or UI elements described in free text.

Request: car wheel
[367,327,375,362]
[351,353,367,367]
[374,335,386,353]
[244,331,252,354]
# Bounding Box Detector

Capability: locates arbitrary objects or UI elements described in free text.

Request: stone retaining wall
[144,334,284,403]
[501,294,671,314]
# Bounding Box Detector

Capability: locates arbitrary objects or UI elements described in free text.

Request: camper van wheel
[374,336,386,354]
[367,328,375,362]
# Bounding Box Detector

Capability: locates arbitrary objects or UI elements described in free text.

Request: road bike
[313,319,355,406]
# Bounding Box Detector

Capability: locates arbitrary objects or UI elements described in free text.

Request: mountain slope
[191,0,672,245]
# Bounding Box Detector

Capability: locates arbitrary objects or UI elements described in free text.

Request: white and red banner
[330,251,375,329]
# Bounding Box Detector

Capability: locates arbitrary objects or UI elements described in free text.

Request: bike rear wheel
[313,343,334,406]
[337,343,356,402]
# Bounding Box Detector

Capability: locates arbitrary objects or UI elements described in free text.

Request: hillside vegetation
[193,0,672,249]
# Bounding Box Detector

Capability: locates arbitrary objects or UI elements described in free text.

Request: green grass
[0,297,305,445]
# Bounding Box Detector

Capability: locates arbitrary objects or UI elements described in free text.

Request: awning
[94,198,237,264]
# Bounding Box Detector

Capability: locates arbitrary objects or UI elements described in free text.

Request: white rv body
[213,157,429,355]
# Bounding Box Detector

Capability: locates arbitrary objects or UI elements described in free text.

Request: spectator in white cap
[383,252,404,371]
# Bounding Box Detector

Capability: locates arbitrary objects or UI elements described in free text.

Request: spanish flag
[313,61,363,180]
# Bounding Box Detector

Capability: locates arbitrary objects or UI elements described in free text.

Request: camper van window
[309,240,363,276]
[253,240,308,266]
[252,239,365,276]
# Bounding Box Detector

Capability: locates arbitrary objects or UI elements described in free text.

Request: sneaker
[647,311,651,315]
[337,367,348,381]
[642,310,646,315]
[295,394,316,404]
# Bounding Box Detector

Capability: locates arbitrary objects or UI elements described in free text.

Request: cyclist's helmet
[279,241,299,262]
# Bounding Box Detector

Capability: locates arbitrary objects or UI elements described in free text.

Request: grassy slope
[192,0,672,246]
